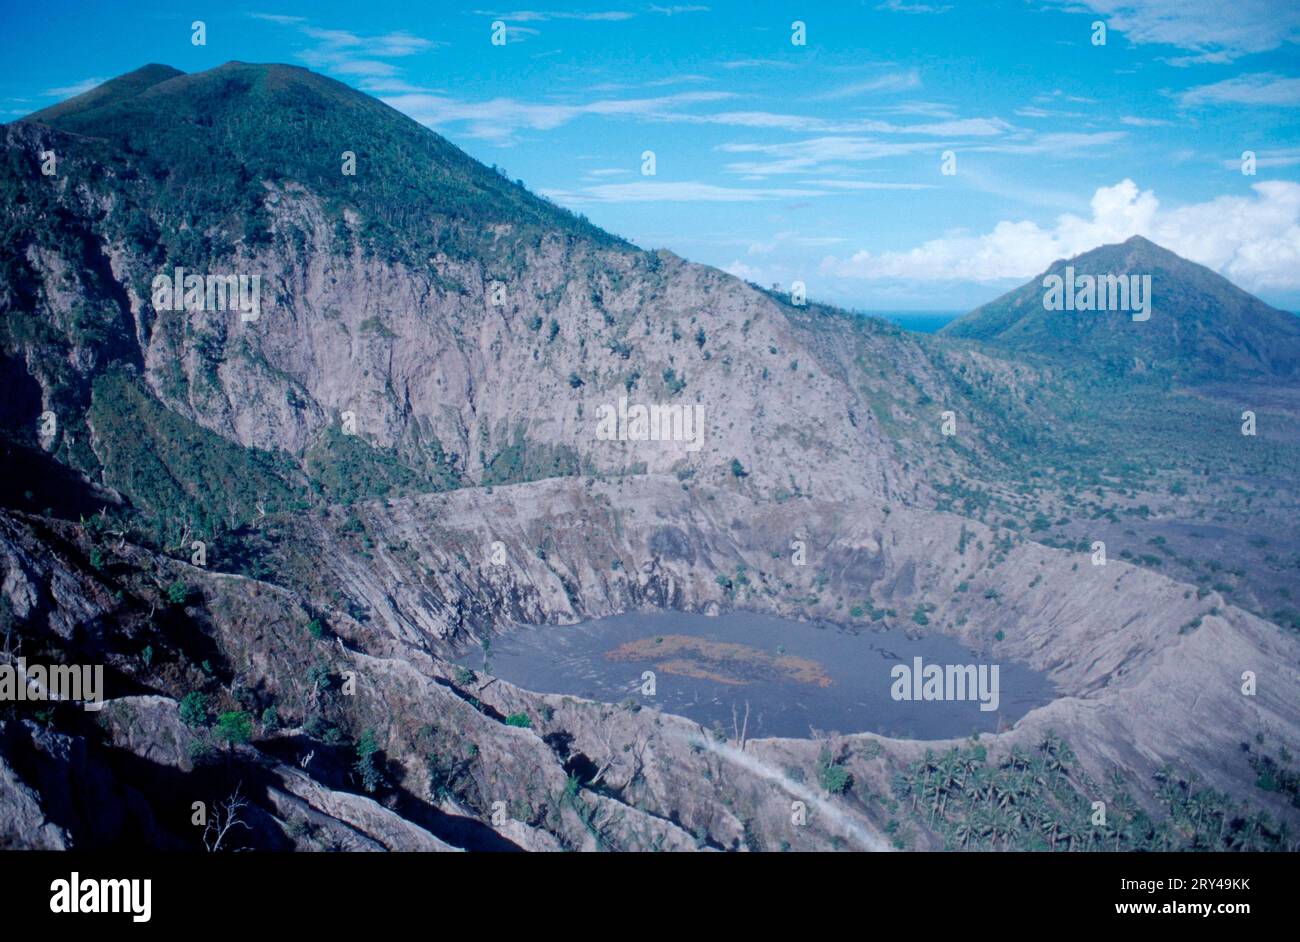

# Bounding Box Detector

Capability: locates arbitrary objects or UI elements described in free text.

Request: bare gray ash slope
[1,63,1298,851]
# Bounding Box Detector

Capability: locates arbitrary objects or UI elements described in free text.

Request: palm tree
[1041,815,1061,850]
[923,775,943,827]
[953,815,978,849]
[968,807,994,850]
[1112,814,1134,851]
[1275,819,1294,852]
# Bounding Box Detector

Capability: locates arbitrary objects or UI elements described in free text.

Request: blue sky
[3,1,1299,311]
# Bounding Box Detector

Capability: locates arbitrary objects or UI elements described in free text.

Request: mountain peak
[19,60,625,267]
[24,64,185,124]
[941,238,1300,380]
[1061,234,1183,271]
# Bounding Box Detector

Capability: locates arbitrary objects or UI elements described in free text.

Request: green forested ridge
[482,424,585,486]
[20,62,627,268]
[941,236,1300,381]
[304,423,459,505]
[87,368,305,547]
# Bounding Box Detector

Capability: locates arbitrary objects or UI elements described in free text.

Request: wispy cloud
[798,179,935,190]
[875,1,952,12]
[42,77,106,98]
[250,13,441,80]
[249,13,306,26]
[1043,0,1300,65]
[471,9,635,21]
[285,25,436,57]
[384,90,735,142]
[358,78,447,94]
[384,77,1011,144]
[685,113,1011,135]
[503,25,542,41]
[816,70,922,101]
[970,130,1128,155]
[1219,147,1300,169]
[590,75,710,92]
[1034,90,1097,105]
[1015,106,1085,119]
[715,127,1126,176]
[747,230,848,255]
[721,58,798,70]
[541,180,826,203]
[718,137,940,175]
[880,100,958,118]
[1120,115,1172,126]
[1180,73,1300,107]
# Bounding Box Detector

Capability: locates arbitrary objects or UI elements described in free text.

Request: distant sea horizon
[863,309,1300,335]
[860,310,966,334]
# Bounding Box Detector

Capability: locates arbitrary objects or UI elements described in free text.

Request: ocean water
[877,311,964,334]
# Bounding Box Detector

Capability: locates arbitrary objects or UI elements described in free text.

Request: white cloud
[1179,73,1300,107]
[471,9,635,21]
[251,14,441,81]
[1015,106,1085,119]
[384,90,734,142]
[313,59,398,77]
[1120,115,1172,126]
[590,74,709,91]
[249,13,306,25]
[721,58,798,69]
[712,114,1010,136]
[798,179,935,190]
[540,181,825,203]
[1035,90,1098,105]
[715,123,1099,176]
[820,178,1300,290]
[969,130,1128,155]
[880,100,958,117]
[1220,148,1300,169]
[875,1,953,12]
[386,83,1010,143]
[502,25,541,41]
[42,78,106,98]
[1044,1,1300,65]
[359,78,446,94]
[723,259,765,281]
[299,27,437,57]
[747,231,848,255]
[718,137,936,175]
[816,70,922,100]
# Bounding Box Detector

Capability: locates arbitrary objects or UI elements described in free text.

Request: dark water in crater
[457,610,1058,740]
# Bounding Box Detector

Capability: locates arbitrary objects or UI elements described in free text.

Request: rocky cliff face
[2,63,1298,853]
[3,63,993,508]
[4,472,1297,851]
